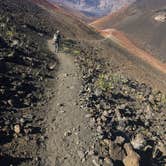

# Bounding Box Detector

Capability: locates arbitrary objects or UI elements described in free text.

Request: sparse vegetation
[96,72,129,91]
[161,94,166,105]
[72,50,80,55]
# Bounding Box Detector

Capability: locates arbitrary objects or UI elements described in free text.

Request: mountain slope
[34,0,92,22]
[49,0,135,17]
[34,0,101,39]
[90,0,166,62]
[0,0,100,165]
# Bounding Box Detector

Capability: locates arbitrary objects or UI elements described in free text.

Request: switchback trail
[100,28,166,74]
[44,40,95,166]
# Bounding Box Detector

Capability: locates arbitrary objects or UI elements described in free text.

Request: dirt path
[44,40,95,166]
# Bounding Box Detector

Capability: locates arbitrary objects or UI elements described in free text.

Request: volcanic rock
[123,143,140,166]
[14,124,21,134]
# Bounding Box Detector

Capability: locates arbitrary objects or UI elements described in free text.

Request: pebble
[70,86,74,89]
[102,111,109,117]
[104,157,113,166]
[20,118,25,124]
[92,157,100,166]
[96,126,102,133]
[131,133,146,150]
[57,103,65,107]
[156,142,166,155]
[14,124,21,134]
[88,149,94,156]
[59,110,65,113]
[94,88,102,97]
[64,130,72,137]
[89,118,95,127]
[64,73,69,77]
[101,115,107,122]
[77,150,85,160]
[115,136,125,145]
[85,114,92,118]
[47,63,56,70]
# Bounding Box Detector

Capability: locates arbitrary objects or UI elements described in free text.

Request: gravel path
[44,40,96,166]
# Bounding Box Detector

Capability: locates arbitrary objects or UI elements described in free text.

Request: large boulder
[123,143,140,166]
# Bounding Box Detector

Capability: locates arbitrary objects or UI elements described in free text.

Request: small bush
[6,30,14,38]
[96,73,122,91]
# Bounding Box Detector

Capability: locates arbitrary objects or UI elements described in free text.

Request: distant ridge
[34,0,91,22]
[89,0,166,63]
[48,0,135,18]
[89,5,129,29]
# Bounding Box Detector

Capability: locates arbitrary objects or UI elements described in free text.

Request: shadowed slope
[33,0,100,39]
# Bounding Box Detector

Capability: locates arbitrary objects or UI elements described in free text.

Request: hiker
[53,30,61,53]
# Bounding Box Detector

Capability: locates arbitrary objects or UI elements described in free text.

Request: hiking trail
[44,40,95,166]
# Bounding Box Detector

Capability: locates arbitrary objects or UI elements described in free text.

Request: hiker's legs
[55,42,59,53]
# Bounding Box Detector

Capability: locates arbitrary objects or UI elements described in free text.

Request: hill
[32,0,101,39]
[0,0,99,165]
[34,0,92,22]
[90,0,166,62]
[49,0,135,17]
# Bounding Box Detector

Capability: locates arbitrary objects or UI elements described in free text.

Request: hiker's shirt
[53,34,58,43]
[53,34,61,43]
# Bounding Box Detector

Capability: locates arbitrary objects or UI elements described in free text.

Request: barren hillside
[90,0,166,62]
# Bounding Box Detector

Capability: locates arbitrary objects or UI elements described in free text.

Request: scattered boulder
[77,150,86,161]
[115,136,125,145]
[103,157,113,166]
[14,124,21,134]
[123,143,140,166]
[131,133,146,150]
[75,39,166,166]
[108,140,125,161]
[47,63,56,71]
[92,156,100,166]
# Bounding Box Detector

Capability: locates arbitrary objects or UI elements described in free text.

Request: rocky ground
[0,0,58,165]
[62,39,166,166]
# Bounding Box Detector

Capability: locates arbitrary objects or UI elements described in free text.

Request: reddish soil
[99,28,166,74]
[89,6,128,29]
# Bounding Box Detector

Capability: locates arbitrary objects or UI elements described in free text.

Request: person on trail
[53,30,61,53]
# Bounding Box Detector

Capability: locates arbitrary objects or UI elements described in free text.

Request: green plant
[6,30,14,38]
[161,94,166,105]
[96,73,122,91]
[73,50,80,55]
